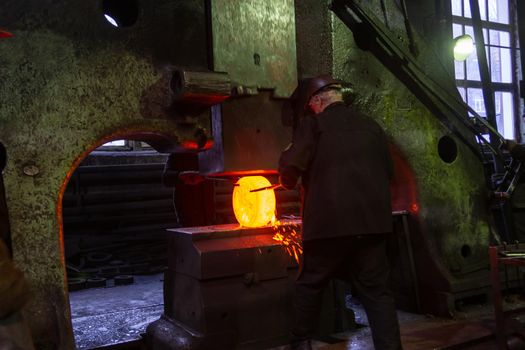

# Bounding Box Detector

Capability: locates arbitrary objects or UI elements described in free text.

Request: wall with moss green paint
[0,1,211,348]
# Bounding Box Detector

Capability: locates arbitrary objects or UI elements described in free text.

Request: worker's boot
[290,338,312,350]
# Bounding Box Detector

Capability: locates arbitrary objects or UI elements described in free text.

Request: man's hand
[278,166,301,190]
[279,174,297,190]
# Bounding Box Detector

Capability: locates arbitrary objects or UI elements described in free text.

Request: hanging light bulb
[104,14,119,27]
[453,34,474,61]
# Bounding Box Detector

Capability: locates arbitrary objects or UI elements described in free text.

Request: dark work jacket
[279,102,393,241]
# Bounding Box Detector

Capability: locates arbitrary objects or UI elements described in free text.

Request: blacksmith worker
[278,74,403,350]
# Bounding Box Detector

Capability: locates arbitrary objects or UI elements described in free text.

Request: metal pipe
[250,184,283,193]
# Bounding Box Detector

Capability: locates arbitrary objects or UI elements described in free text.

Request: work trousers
[292,234,402,350]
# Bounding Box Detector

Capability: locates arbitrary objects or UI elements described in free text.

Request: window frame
[451,0,521,140]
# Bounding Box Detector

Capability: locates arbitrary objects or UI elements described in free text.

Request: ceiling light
[104,14,119,27]
[453,34,474,61]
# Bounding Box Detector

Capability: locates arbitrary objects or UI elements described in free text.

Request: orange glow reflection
[232,176,276,227]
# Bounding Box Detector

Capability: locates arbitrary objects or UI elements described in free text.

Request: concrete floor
[271,299,508,349]
[69,274,164,349]
[69,275,525,349]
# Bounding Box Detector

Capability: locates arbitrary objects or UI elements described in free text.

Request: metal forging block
[147,222,303,349]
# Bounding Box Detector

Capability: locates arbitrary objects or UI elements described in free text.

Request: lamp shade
[453,34,474,61]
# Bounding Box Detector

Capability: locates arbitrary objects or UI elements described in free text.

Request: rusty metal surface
[294,0,333,78]
[161,223,300,348]
[164,272,295,336]
[210,0,297,98]
[220,91,292,171]
[145,316,237,350]
[171,70,231,105]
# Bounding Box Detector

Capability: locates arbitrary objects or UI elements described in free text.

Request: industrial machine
[1,0,523,348]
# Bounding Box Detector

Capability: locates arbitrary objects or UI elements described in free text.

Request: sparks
[271,220,303,264]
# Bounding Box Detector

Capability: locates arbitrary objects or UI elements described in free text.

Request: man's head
[306,74,343,114]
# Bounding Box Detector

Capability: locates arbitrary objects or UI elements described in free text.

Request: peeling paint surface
[211,0,298,97]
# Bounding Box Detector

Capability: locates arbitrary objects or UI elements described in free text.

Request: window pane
[466,50,481,81]
[490,46,501,82]
[455,61,465,79]
[452,0,463,16]
[464,26,488,45]
[102,140,126,146]
[488,0,509,24]
[490,47,512,83]
[500,48,512,83]
[489,30,510,47]
[464,0,471,18]
[479,0,487,20]
[467,88,486,117]
[500,31,510,47]
[494,91,514,138]
[463,0,487,20]
[453,23,463,38]
[464,25,473,38]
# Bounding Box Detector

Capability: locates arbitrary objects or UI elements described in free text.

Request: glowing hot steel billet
[232,176,276,227]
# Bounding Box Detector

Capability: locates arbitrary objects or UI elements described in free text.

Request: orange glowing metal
[232,176,276,227]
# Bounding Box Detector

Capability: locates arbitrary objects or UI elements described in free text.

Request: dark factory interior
[2,0,525,349]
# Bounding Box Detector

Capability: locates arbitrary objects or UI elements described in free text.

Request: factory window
[99,140,152,151]
[451,0,519,140]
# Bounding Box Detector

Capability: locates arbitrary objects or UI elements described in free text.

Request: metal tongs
[249,184,283,193]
